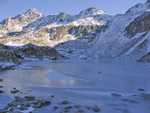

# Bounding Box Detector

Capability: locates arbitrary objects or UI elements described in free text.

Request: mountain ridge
[0,1,150,62]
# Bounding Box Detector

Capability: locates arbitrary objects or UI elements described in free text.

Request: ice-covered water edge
[0,59,150,113]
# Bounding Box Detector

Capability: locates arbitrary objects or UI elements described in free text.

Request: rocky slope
[0,0,150,62]
[0,43,60,70]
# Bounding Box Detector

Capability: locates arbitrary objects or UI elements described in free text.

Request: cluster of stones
[1,96,50,113]
[0,96,101,113]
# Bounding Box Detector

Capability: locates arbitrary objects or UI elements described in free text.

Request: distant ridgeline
[0,0,150,62]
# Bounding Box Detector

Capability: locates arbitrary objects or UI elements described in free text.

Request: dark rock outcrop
[0,43,62,71]
[138,52,150,62]
[125,12,150,38]
[17,43,60,58]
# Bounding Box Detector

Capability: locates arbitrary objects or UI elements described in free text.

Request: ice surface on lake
[0,59,150,113]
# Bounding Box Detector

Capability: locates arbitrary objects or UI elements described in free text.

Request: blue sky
[0,0,146,21]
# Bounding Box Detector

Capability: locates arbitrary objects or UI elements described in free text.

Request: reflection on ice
[1,62,96,96]
[1,60,150,94]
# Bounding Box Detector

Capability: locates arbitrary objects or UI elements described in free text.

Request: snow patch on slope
[70,17,106,26]
[124,32,148,55]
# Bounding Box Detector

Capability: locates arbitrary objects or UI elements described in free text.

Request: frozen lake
[0,59,150,113]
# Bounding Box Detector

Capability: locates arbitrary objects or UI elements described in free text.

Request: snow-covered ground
[0,62,17,71]
[0,59,150,113]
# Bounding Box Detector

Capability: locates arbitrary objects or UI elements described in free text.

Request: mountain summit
[26,8,42,15]
[79,7,106,16]
[17,8,43,23]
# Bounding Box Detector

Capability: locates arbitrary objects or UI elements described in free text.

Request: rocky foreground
[1,76,150,113]
[0,78,102,113]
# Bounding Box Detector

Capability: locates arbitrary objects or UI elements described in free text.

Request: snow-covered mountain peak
[57,11,68,21]
[125,1,150,15]
[0,8,44,35]
[24,8,44,18]
[26,8,38,12]
[79,7,106,16]
[58,11,68,17]
[26,8,43,16]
